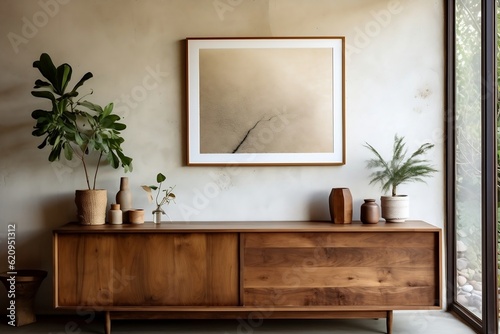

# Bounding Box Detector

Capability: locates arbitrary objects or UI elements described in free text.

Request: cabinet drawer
[242,232,440,308]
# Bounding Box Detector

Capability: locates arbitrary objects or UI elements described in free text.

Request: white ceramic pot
[380,195,409,223]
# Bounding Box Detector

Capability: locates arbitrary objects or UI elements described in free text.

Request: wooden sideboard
[53,221,442,334]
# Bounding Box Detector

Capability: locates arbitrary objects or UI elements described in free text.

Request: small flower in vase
[142,173,176,223]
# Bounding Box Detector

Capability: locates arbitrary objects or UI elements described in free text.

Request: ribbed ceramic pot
[380,195,409,223]
[75,189,107,225]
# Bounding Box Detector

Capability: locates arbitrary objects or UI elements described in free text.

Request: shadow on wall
[0,193,74,315]
[40,193,76,228]
[308,192,331,221]
[0,120,39,167]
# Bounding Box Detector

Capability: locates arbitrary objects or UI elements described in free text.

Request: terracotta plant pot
[75,189,107,225]
[380,195,409,223]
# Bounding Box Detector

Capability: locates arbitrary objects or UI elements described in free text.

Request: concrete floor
[0,311,477,334]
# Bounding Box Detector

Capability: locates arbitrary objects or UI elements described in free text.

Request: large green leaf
[33,79,51,89]
[61,91,79,99]
[62,110,76,122]
[31,90,56,104]
[108,151,119,168]
[63,142,73,160]
[70,72,93,94]
[55,63,72,95]
[112,122,126,131]
[102,102,114,119]
[32,128,47,137]
[36,136,48,149]
[31,109,50,120]
[79,100,103,113]
[33,53,57,89]
[48,143,62,161]
[100,115,121,128]
[116,150,133,169]
[157,173,166,183]
[74,132,84,146]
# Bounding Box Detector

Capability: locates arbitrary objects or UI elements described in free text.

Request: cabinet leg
[105,311,111,334]
[386,310,393,334]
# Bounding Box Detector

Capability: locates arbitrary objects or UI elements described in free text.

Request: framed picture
[186,37,345,166]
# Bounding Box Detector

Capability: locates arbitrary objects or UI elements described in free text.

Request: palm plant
[364,134,437,196]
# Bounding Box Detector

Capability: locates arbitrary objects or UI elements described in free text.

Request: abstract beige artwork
[187,38,344,165]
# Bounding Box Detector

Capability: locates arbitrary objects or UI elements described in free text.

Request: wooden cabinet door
[55,232,239,307]
[242,232,440,308]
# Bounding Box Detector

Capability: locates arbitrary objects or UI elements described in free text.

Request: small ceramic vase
[152,205,165,224]
[108,203,123,225]
[360,199,380,224]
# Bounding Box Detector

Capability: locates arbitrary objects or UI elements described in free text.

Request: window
[446,0,498,333]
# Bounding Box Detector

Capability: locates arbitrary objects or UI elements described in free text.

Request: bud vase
[153,205,164,224]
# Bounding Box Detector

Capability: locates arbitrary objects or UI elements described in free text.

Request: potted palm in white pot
[31,53,133,225]
[364,134,437,222]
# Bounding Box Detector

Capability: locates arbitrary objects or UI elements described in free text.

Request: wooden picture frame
[186,37,345,166]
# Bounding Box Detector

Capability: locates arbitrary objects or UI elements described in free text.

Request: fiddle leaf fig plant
[364,134,437,196]
[31,53,132,190]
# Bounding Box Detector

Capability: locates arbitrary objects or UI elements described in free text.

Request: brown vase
[329,188,353,224]
[75,189,107,225]
[360,199,380,224]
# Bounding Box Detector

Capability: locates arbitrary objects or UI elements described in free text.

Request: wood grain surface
[56,233,238,306]
[54,221,441,314]
[242,232,440,308]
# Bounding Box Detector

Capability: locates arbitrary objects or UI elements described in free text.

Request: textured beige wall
[0,0,444,314]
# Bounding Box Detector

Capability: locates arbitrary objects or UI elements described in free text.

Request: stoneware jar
[108,203,123,225]
[360,199,380,224]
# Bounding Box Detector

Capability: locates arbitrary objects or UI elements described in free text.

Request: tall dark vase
[329,188,353,224]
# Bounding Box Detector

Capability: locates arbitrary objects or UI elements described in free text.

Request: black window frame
[445,1,498,333]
